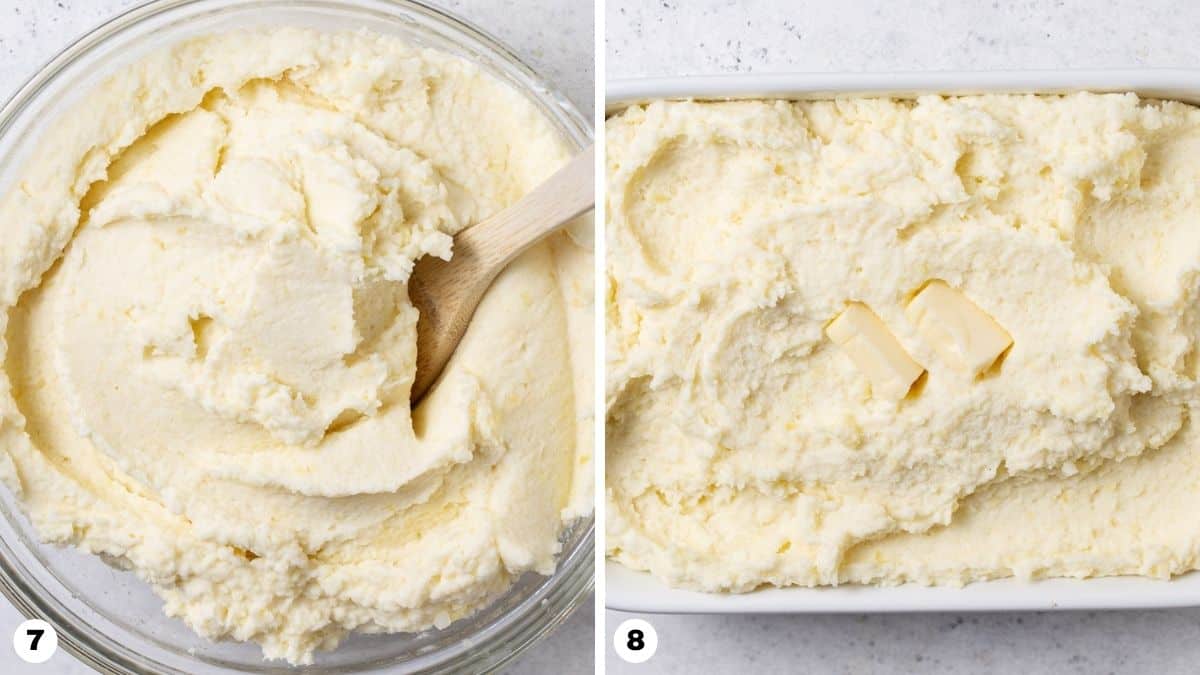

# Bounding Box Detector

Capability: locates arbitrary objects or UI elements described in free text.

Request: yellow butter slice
[905,280,1012,376]
[826,303,925,399]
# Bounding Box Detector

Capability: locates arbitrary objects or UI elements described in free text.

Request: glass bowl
[0,0,594,672]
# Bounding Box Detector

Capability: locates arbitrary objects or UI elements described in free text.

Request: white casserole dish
[605,70,1200,614]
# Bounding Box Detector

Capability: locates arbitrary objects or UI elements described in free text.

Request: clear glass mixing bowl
[0,0,594,672]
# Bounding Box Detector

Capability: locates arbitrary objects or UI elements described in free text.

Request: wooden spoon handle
[409,144,595,404]
[458,144,594,270]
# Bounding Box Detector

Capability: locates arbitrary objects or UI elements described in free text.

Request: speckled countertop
[606,1,1200,674]
[0,1,592,673]
[606,0,1200,78]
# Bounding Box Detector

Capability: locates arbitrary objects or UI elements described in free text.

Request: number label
[13,619,57,664]
[626,628,644,651]
[613,618,657,664]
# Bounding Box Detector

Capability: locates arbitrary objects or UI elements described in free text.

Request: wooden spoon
[408,144,595,403]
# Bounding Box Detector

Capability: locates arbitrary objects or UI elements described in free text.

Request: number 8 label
[13,619,57,664]
[613,618,657,664]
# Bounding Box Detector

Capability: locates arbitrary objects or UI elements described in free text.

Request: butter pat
[826,303,925,399]
[905,280,1012,376]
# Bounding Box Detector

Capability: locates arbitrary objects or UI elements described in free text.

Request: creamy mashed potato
[0,28,591,663]
[606,93,1200,591]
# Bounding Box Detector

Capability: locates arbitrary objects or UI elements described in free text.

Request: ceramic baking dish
[605,70,1200,614]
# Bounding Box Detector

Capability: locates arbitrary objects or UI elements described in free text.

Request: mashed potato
[606,93,1200,591]
[0,27,591,663]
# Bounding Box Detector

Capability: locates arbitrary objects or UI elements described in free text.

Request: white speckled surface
[0,0,593,673]
[606,0,1200,79]
[606,1,1200,674]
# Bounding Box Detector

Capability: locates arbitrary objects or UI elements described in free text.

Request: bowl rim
[0,0,594,672]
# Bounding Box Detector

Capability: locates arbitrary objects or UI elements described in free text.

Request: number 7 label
[13,619,57,664]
